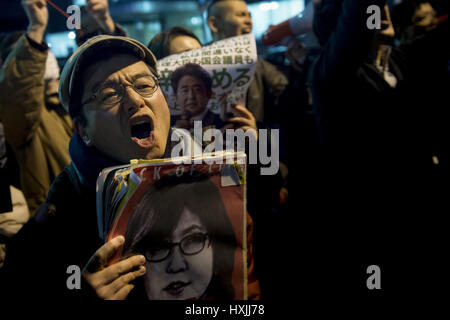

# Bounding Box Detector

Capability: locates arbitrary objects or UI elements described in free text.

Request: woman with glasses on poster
[121,172,237,300]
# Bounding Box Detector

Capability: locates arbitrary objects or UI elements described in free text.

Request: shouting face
[77,54,171,162]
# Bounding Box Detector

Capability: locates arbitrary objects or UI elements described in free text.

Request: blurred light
[259,2,279,11]
[46,32,77,58]
[68,31,76,40]
[135,2,152,13]
[72,0,86,5]
[190,16,202,25]
[136,22,144,30]
[248,0,304,40]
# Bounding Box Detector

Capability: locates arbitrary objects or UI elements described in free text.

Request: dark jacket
[0,35,73,214]
[306,0,446,293]
[246,58,288,127]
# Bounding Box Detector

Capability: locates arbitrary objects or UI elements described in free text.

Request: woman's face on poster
[144,208,214,300]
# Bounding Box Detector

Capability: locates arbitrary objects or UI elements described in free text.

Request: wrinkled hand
[222,104,258,139]
[82,236,146,300]
[86,0,115,33]
[22,0,48,43]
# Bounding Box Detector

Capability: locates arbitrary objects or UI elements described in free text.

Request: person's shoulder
[47,163,83,204]
[256,57,282,73]
[257,57,287,77]
[33,163,83,224]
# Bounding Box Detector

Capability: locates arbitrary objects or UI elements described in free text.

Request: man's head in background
[148,26,202,60]
[59,36,171,163]
[392,0,439,44]
[171,63,212,117]
[207,0,252,41]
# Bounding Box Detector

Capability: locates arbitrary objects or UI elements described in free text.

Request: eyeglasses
[144,233,210,262]
[81,75,159,107]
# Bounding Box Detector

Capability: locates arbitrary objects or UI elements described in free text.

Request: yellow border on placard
[242,161,248,300]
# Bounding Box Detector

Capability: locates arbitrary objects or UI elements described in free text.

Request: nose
[245,13,253,26]
[166,246,188,273]
[187,88,195,100]
[122,86,145,115]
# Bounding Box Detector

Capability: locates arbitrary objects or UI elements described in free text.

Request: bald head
[207,0,252,41]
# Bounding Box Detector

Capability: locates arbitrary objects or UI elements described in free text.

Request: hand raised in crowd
[86,0,115,34]
[21,0,48,43]
[82,236,146,300]
[223,104,258,139]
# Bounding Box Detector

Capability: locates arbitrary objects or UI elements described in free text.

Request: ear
[73,118,93,147]
[73,118,85,137]
[207,16,220,34]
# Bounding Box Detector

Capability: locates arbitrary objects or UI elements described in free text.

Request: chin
[45,97,60,106]
[143,144,165,160]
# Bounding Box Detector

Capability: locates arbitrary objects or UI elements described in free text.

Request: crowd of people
[0,0,448,300]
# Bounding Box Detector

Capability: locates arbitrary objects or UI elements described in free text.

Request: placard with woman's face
[104,153,247,300]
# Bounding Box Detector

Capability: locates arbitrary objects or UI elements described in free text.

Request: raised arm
[313,0,387,86]
[0,0,49,147]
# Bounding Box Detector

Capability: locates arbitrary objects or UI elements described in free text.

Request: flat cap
[58,35,158,118]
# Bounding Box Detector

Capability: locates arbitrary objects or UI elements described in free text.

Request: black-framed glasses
[81,75,159,107]
[144,233,210,262]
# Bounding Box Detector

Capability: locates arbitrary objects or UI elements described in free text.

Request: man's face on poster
[144,208,213,300]
[175,75,212,117]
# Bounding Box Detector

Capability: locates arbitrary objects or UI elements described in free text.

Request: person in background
[0,0,126,214]
[392,0,448,173]
[207,0,290,298]
[0,0,72,214]
[0,122,29,269]
[148,26,202,59]
[207,0,288,129]
[392,0,440,45]
[148,27,257,147]
[303,0,447,295]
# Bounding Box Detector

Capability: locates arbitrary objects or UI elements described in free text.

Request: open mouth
[163,281,190,296]
[129,115,155,148]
